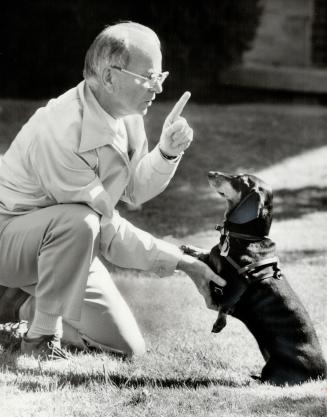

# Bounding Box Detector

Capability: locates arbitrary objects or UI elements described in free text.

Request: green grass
[0,98,327,417]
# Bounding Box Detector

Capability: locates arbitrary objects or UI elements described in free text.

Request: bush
[0,0,262,99]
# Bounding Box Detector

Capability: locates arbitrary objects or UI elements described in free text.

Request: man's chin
[141,108,148,116]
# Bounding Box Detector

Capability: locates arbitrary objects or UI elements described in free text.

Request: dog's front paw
[180,244,209,260]
[211,311,227,333]
[180,244,200,257]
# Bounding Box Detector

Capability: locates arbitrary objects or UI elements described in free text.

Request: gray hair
[83,22,160,85]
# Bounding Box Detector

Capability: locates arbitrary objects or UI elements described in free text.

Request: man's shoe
[0,321,28,352]
[0,286,30,324]
[21,334,70,360]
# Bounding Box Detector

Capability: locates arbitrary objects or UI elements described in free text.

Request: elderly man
[0,22,224,359]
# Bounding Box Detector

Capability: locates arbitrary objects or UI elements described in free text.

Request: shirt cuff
[152,238,183,277]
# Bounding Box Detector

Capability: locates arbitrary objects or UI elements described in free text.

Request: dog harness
[215,224,282,285]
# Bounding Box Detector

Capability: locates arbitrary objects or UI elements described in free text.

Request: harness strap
[215,221,281,285]
[215,224,266,241]
[218,242,281,284]
[237,256,279,275]
[228,231,267,241]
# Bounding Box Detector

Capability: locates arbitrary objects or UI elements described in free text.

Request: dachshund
[182,171,327,386]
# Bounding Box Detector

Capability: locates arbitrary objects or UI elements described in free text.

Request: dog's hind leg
[211,308,227,333]
[261,360,308,386]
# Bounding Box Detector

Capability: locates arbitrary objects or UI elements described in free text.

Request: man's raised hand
[159,91,193,157]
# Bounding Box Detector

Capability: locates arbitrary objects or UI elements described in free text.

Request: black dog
[182,171,327,386]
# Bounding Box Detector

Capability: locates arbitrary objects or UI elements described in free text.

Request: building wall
[312,0,327,66]
[244,0,314,67]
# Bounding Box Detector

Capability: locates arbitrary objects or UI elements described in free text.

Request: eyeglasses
[110,65,169,87]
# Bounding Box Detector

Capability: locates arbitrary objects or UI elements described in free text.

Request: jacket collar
[78,81,122,153]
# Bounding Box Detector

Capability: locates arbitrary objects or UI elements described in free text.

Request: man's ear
[102,68,114,92]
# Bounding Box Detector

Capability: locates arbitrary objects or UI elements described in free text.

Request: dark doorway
[312,0,327,66]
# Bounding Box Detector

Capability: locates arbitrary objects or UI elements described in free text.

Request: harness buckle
[243,273,251,283]
[213,286,223,296]
[215,224,223,232]
[274,265,283,280]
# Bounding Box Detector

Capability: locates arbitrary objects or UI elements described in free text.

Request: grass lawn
[0,97,327,417]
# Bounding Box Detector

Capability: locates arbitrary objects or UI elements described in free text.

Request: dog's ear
[228,192,261,223]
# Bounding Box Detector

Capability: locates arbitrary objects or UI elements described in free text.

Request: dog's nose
[208,171,219,178]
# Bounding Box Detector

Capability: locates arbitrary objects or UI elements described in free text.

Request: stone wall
[244,0,314,67]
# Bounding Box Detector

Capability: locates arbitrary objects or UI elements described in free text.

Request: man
[0,22,225,359]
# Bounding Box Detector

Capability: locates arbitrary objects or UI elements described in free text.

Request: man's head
[83,22,168,117]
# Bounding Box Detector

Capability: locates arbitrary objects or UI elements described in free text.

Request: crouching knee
[103,332,146,358]
[55,205,101,256]
[69,207,100,242]
[80,333,146,358]
[124,336,146,358]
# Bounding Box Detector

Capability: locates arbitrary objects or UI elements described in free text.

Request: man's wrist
[176,254,197,274]
[159,147,181,162]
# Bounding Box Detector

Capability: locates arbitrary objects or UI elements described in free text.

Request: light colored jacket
[0,81,182,276]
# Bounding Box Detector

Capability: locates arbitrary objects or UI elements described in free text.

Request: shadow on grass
[273,186,327,221]
[1,358,252,392]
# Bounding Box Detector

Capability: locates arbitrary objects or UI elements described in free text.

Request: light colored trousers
[0,204,145,356]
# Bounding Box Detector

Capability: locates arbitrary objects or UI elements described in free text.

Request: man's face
[110,40,164,117]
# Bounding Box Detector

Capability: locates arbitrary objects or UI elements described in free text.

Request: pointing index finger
[167,91,191,124]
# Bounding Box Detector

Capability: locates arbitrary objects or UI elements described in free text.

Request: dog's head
[208,171,273,237]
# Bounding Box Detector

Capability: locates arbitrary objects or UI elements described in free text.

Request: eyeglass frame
[110,65,169,87]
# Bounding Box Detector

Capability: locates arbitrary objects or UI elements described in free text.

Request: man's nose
[152,80,163,94]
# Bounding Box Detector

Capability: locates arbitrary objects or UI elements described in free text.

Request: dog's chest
[208,245,248,307]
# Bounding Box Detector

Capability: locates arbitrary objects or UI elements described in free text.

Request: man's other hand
[177,254,226,311]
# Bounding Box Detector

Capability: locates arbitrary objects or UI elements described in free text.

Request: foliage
[0,0,262,99]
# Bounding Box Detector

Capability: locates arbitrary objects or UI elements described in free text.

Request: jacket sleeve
[100,213,182,276]
[121,116,182,206]
[28,132,182,277]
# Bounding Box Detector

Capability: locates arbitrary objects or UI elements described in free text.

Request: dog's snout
[208,171,220,179]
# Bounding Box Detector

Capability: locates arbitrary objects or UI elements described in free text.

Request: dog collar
[215,224,265,241]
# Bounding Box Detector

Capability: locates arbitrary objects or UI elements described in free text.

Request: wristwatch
[159,147,180,161]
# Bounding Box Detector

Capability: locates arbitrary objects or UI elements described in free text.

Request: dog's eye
[218,192,225,197]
